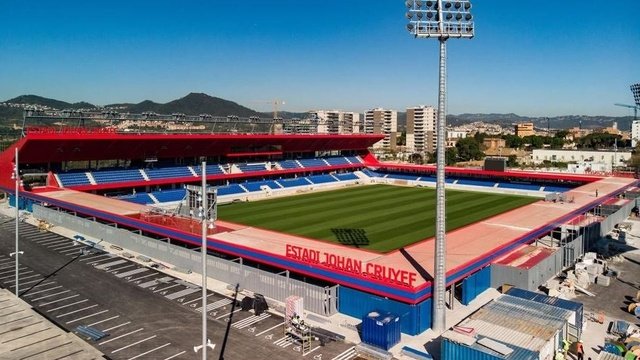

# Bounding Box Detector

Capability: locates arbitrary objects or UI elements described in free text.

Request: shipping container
[338,286,431,335]
[361,310,401,351]
[461,266,491,305]
[505,287,584,333]
[441,336,538,360]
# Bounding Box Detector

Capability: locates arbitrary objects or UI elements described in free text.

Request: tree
[455,137,484,161]
[506,155,518,167]
[445,147,458,165]
[502,134,523,149]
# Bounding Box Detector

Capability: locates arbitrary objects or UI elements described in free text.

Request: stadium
[1,118,637,336]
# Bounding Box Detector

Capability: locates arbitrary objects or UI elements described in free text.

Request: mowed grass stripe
[217,185,538,253]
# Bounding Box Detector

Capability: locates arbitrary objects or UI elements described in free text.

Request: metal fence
[33,205,338,316]
[598,198,637,236]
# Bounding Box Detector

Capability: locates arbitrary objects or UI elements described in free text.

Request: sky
[0,1,638,117]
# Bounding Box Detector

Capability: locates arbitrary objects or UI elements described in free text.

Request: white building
[531,149,631,167]
[363,108,397,151]
[406,105,437,153]
[308,110,361,134]
[631,120,640,148]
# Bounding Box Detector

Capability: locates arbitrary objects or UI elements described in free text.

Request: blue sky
[0,1,638,116]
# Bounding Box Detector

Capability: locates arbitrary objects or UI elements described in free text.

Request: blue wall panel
[338,286,431,335]
[462,266,491,305]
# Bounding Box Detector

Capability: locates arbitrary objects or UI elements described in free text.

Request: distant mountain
[5,95,97,110]
[1,93,634,130]
[108,93,261,117]
[447,113,635,131]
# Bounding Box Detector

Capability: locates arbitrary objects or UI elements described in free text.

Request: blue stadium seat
[192,164,226,175]
[497,182,542,191]
[542,185,571,193]
[307,175,337,184]
[118,193,154,205]
[152,189,186,203]
[217,184,248,196]
[92,169,145,184]
[298,158,328,168]
[237,163,267,173]
[361,169,381,177]
[242,180,281,192]
[324,157,351,166]
[57,172,91,187]
[145,166,193,180]
[278,160,301,169]
[345,156,363,164]
[456,178,496,187]
[386,173,420,181]
[333,173,359,181]
[277,178,311,188]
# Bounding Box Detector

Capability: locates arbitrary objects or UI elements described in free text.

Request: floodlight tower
[406,0,474,333]
[632,83,640,107]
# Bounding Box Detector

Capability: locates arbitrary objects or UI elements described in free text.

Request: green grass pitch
[217,184,538,253]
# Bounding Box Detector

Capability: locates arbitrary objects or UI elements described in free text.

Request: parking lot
[0,215,358,360]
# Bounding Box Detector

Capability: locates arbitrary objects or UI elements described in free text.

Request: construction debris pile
[603,319,640,358]
[548,252,621,298]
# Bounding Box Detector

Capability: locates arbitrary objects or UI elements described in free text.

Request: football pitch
[217,184,538,252]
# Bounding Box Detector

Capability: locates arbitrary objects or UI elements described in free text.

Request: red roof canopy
[13,130,384,163]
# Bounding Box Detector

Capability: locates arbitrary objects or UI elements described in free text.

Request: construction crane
[252,99,286,120]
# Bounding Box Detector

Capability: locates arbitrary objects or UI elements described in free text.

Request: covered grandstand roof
[9,128,384,163]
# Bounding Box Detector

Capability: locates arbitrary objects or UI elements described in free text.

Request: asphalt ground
[0,215,358,360]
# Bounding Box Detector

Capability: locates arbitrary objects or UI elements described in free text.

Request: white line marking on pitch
[99,327,143,345]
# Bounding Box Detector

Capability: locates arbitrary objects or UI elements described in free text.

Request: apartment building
[406,105,437,153]
[363,108,397,151]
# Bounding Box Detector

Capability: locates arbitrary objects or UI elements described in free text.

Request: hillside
[1,93,634,130]
[5,95,97,110]
[109,93,261,117]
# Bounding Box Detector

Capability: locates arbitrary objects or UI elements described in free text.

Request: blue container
[361,310,401,350]
[505,287,584,333]
[338,286,431,335]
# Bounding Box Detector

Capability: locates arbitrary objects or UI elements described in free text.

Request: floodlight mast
[406,0,474,334]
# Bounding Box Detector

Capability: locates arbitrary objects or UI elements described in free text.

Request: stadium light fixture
[632,83,640,107]
[406,0,474,334]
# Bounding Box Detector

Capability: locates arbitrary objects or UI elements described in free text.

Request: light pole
[406,0,474,333]
[10,147,22,297]
[188,162,217,359]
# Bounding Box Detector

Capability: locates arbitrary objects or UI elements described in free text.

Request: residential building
[446,130,467,148]
[632,120,640,148]
[531,149,631,166]
[515,122,535,137]
[308,110,361,134]
[363,108,397,151]
[483,137,506,150]
[406,105,437,153]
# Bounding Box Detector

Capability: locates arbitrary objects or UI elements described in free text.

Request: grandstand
[1,125,634,336]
